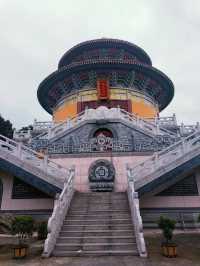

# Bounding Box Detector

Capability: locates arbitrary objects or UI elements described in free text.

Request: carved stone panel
[88,159,115,191]
[31,120,176,154]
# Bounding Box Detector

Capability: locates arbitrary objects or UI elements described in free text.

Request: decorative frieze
[32,133,175,154]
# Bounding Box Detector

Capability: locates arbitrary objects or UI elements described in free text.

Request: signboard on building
[97,79,110,100]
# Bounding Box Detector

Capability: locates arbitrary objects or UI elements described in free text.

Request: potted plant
[11,216,34,259]
[157,216,177,257]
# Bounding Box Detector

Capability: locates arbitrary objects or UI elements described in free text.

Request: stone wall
[52,154,149,192]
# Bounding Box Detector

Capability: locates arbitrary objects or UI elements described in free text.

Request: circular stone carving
[88,159,115,183]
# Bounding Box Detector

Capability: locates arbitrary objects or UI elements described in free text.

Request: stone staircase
[53,192,138,256]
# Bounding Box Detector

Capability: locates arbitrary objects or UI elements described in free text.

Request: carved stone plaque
[88,159,115,191]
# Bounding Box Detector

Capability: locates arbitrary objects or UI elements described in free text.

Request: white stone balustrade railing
[179,122,200,136]
[119,108,176,137]
[48,111,85,139]
[128,129,200,190]
[13,129,32,142]
[27,112,200,142]
[157,114,177,127]
[127,166,147,257]
[33,119,53,131]
[0,134,68,186]
[42,167,75,257]
[41,107,177,141]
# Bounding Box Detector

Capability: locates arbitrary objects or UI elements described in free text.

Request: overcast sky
[0,0,200,129]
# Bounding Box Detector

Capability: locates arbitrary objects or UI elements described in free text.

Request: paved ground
[0,230,200,266]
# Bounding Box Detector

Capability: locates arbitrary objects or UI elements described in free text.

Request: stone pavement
[0,255,199,266]
[0,256,147,266]
[0,230,200,266]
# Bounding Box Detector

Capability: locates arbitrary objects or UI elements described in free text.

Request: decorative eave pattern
[37,59,174,114]
[58,38,152,68]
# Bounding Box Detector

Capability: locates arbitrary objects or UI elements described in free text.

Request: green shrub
[11,216,34,239]
[37,221,48,240]
[157,216,176,244]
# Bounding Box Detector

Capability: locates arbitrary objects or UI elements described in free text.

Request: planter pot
[161,243,177,258]
[13,245,28,259]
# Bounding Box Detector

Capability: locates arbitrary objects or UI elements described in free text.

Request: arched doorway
[93,128,113,138]
[88,159,115,192]
[92,128,114,152]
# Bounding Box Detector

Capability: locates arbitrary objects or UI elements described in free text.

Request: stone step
[74,192,127,197]
[55,242,137,252]
[72,198,128,202]
[68,210,130,216]
[52,249,138,257]
[63,218,132,225]
[73,198,128,202]
[71,203,129,208]
[69,207,129,212]
[60,229,135,237]
[57,236,136,244]
[70,203,129,208]
[73,193,128,198]
[66,213,131,219]
[61,224,133,231]
[70,207,129,212]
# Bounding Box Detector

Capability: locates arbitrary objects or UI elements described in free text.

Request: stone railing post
[117,106,121,118]
[156,122,160,134]
[43,155,48,172]
[173,113,177,125]
[47,127,52,139]
[17,142,22,159]
[180,122,185,135]
[181,139,186,154]
[196,122,200,131]
[153,152,159,169]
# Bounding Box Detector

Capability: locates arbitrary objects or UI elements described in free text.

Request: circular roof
[58,38,152,68]
[37,59,174,115]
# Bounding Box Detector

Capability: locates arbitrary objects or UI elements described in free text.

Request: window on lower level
[156,175,199,196]
[12,177,51,199]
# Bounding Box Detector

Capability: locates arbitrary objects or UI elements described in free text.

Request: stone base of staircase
[53,192,138,256]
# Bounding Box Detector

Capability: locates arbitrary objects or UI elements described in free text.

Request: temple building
[1,38,200,257]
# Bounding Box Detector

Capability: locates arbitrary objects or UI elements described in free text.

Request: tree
[0,114,14,138]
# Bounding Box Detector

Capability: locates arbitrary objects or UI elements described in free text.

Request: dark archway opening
[93,128,113,138]
[92,128,114,152]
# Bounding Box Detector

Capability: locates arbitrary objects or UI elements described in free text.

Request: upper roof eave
[58,38,152,68]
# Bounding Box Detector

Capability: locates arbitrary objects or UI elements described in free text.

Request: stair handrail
[119,108,176,137]
[0,134,68,180]
[129,129,200,188]
[42,166,75,257]
[127,165,147,257]
[48,110,86,139]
